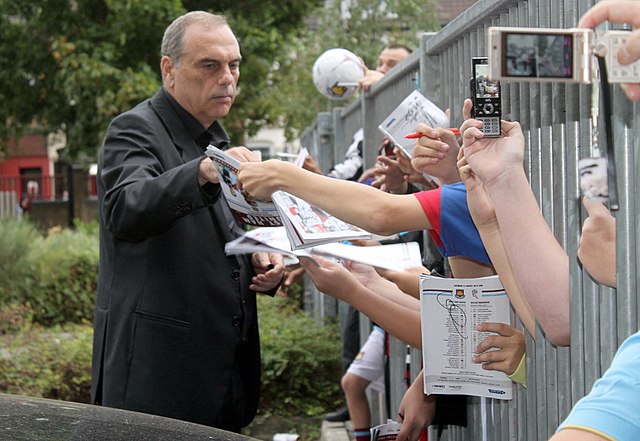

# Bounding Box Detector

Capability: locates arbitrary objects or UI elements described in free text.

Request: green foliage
[0,285,342,418]
[0,218,40,304]
[0,0,438,158]
[0,0,318,157]
[258,295,343,416]
[0,303,34,335]
[0,219,99,326]
[0,323,94,403]
[0,0,182,158]
[0,219,341,419]
[271,0,441,141]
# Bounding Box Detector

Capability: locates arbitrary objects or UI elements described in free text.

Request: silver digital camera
[487,26,640,84]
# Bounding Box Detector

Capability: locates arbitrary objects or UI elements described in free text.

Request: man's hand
[250,252,285,292]
[199,146,259,186]
[410,123,460,184]
[376,266,428,298]
[302,155,323,175]
[395,372,435,441]
[298,256,363,303]
[460,99,525,188]
[276,264,306,297]
[578,197,617,288]
[359,69,384,91]
[578,0,640,101]
[374,156,409,193]
[237,159,292,200]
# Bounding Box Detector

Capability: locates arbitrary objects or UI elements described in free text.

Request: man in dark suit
[91,11,284,432]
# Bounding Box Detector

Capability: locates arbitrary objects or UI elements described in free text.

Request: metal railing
[301,0,638,439]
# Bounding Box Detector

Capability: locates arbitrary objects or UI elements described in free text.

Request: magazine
[420,274,513,400]
[271,190,371,250]
[205,146,371,249]
[378,89,449,158]
[205,146,282,227]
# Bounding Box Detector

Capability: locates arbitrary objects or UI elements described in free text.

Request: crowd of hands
[197,1,637,439]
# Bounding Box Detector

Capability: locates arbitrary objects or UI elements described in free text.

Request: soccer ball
[312,48,365,100]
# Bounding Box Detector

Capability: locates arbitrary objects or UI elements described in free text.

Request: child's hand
[474,322,525,376]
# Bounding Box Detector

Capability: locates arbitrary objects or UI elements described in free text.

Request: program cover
[378,90,449,158]
[205,146,282,227]
[271,190,371,250]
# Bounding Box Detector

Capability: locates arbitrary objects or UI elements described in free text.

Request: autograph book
[420,274,513,400]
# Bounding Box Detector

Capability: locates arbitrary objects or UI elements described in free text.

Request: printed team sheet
[420,274,513,400]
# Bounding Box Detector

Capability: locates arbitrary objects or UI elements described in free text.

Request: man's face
[162,23,241,127]
[376,47,410,74]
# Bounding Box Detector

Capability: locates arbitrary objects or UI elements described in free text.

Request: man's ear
[161,56,175,88]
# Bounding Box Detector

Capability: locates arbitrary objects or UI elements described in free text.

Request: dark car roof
[0,394,257,440]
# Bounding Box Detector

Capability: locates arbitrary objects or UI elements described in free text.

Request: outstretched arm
[396,371,435,441]
[238,159,430,236]
[299,256,422,348]
[457,132,537,337]
[460,102,569,346]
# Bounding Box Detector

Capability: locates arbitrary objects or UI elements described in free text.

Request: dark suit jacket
[92,88,260,430]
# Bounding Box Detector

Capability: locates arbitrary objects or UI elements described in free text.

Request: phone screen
[501,32,574,79]
[473,61,500,99]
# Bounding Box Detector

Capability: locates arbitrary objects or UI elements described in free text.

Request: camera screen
[502,32,574,78]
[474,62,500,98]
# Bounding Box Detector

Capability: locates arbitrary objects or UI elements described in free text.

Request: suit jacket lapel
[149,90,203,163]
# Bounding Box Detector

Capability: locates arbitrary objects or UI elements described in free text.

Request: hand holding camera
[461,99,525,188]
[487,26,640,85]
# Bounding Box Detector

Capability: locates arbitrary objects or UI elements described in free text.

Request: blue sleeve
[439,182,492,265]
[557,331,640,441]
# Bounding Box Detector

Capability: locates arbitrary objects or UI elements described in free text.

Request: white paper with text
[420,274,513,400]
[378,89,449,158]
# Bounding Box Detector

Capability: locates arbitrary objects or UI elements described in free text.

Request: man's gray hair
[161,11,228,65]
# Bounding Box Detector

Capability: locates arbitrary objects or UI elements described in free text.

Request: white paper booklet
[225,227,422,271]
[225,226,304,258]
[271,190,371,249]
[420,274,513,400]
[310,241,422,271]
[370,421,402,441]
[378,89,449,158]
[205,146,282,227]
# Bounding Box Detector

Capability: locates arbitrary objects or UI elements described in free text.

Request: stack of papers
[225,227,423,271]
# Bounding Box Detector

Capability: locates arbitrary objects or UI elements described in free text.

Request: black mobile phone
[471,57,501,137]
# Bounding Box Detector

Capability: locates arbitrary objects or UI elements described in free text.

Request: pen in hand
[405,128,460,138]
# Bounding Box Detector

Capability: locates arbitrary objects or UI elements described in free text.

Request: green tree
[0,0,319,159]
[270,0,441,141]
[0,0,438,159]
[0,0,183,159]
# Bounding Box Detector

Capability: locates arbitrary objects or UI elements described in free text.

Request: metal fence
[301,0,638,439]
